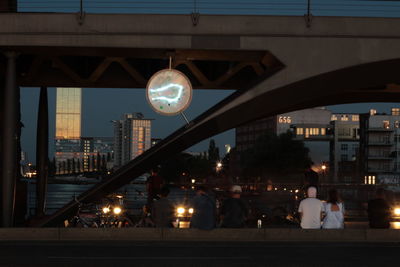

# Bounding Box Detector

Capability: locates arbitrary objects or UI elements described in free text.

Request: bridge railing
[5,0,400,18]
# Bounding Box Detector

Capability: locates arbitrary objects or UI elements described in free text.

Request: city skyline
[21,87,237,163]
[20,86,400,163]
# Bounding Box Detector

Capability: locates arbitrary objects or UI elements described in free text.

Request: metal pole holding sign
[305,0,312,28]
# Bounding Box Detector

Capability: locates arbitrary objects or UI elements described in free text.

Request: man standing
[146,167,163,206]
[220,185,249,228]
[190,186,216,230]
[298,186,323,229]
[368,188,391,229]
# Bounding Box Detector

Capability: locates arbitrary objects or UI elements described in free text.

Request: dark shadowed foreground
[1,240,399,267]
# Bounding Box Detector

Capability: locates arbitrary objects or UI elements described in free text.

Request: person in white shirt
[322,189,345,229]
[298,187,323,229]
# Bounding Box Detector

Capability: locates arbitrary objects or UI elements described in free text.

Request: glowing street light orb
[146,69,193,116]
[394,207,400,216]
[177,207,185,215]
[113,206,122,215]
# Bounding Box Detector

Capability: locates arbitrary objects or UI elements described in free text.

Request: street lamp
[216,162,222,172]
[321,164,327,183]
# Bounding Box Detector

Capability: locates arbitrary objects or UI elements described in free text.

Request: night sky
[18,0,400,162]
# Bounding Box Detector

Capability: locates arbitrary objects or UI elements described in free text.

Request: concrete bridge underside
[1,14,400,226]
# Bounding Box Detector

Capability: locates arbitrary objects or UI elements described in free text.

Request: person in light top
[322,189,345,229]
[298,187,324,229]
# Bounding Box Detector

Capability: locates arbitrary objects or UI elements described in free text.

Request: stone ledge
[0,228,398,242]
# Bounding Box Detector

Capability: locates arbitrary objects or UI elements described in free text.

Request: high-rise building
[113,113,152,168]
[329,113,360,183]
[360,108,400,187]
[55,88,82,165]
[81,137,114,172]
[54,88,115,174]
[55,88,81,139]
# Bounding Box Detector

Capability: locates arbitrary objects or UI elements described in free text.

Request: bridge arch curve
[40,57,400,226]
[217,57,400,131]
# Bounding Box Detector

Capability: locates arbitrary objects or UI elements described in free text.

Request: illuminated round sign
[146,69,193,116]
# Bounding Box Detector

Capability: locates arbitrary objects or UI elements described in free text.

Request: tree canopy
[240,131,312,179]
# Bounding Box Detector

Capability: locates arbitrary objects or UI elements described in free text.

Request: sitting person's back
[368,188,391,229]
[322,189,345,229]
[190,186,216,230]
[220,185,248,228]
[298,187,323,229]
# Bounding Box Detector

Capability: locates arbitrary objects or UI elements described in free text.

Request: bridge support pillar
[36,87,49,217]
[1,51,18,227]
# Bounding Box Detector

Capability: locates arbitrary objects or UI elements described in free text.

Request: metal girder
[0,48,280,89]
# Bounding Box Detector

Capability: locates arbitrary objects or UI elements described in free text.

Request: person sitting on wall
[220,185,249,228]
[298,186,324,229]
[190,186,216,230]
[367,188,391,229]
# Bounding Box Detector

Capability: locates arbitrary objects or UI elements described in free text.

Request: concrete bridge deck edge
[0,228,398,242]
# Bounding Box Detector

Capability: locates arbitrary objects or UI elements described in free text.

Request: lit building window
[370,109,377,116]
[321,128,326,135]
[392,108,400,116]
[341,115,349,121]
[309,128,319,135]
[296,128,304,135]
[383,121,390,129]
[352,115,359,121]
[331,115,337,121]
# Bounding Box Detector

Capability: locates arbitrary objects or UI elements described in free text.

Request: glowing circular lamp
[146,69,193,116]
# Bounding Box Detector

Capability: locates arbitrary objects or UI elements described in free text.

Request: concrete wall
[0,228,399,242]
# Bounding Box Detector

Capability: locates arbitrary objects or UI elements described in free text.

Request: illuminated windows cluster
[331,114,359,122]
[295,127,326,138]
[364,175,376,185]
[113,113,153,168]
